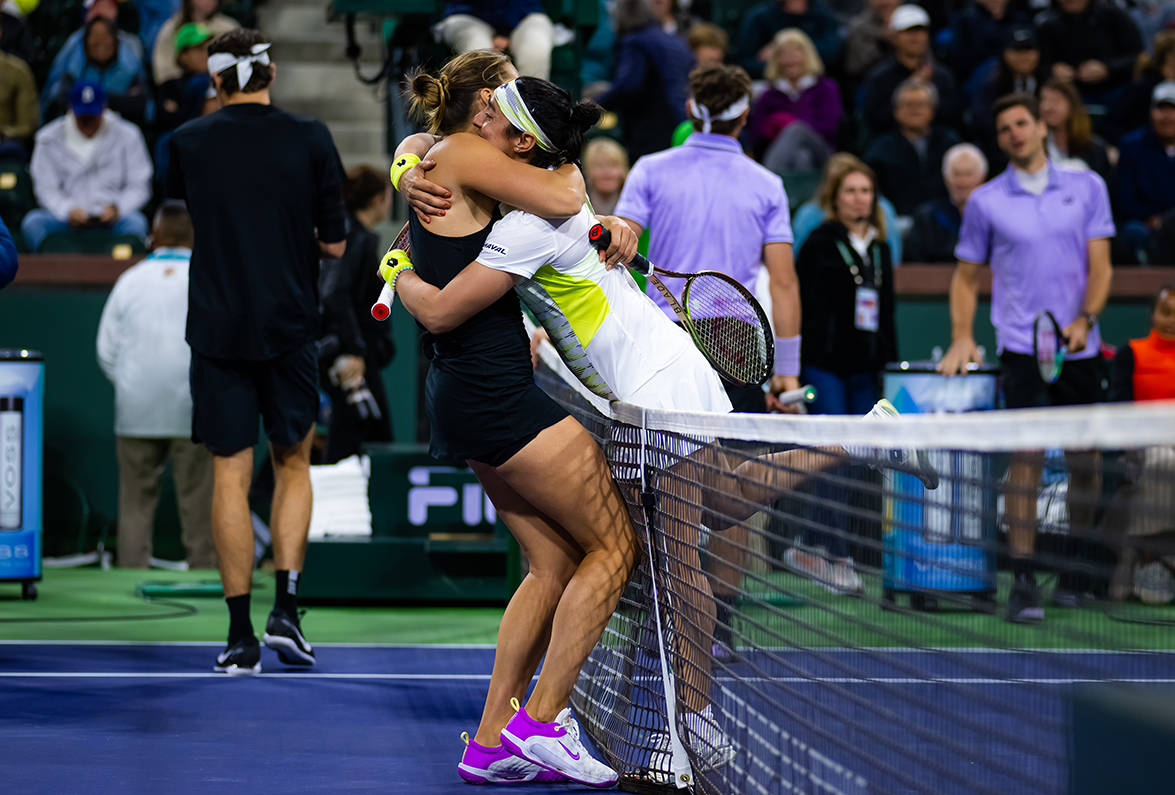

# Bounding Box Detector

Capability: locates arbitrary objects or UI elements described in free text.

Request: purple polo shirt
[954,163,1115,358]
[615,133,793,319]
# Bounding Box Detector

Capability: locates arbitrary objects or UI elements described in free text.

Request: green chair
[777,170,824,214]
[38,231,148,258]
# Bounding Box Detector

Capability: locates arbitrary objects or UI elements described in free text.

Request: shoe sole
[263,632,315,666]
[1008,607,1045,624]
[213,661,261,675]
[499,729,617,788]
[457,762,566,785]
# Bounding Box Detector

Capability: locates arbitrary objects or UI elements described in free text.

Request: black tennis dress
[410,213,568,467]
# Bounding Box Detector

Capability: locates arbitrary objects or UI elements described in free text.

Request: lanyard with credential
[836,239,882,334]
[834,240,882,288]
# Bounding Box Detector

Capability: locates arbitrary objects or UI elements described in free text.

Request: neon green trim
[532,264,610,347]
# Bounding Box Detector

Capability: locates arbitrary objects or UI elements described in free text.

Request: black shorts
[191,342,319,456]
[1001,350,1107,410]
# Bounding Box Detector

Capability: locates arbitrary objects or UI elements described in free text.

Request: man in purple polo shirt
[940,93,1114,624]
[614,63,802,415]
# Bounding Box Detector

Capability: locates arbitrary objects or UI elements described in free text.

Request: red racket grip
[371,282,393,320]
[588,223,651,274]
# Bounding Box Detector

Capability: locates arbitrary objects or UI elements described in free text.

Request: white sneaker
[648,706,736,775]
[500,700,618,788]
[783,543,839,594]
[1134,561,1173,605]
[829,557,865,596]
[859,399,940,490]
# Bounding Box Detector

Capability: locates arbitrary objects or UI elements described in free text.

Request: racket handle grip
[588,223,652,276]
[777,385,817,404]
[371,282,394,321]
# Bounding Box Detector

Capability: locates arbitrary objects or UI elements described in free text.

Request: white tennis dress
[475,206,732,415]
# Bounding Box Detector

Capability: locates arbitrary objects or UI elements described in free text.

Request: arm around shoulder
[450,135,586,217]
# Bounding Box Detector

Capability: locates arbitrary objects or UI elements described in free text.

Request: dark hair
[208,29,273,95]
[83,16,119,63]
[1153,281,1175,314]
[996,46,1046,99]
[508,77,601,170]
[181,0,220,25]
[152,202,194,248]
[407,50,515,137]
[614,0,656,37]
[1041,78,1093,153]
[992,92,1041,124]
[344,165,387,214]
[688,64,752,135]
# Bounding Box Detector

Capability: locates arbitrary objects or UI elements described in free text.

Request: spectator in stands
[44,16,153,127]
[864,79,961,217]
[747,27,841,169]
[843,0,899,83]
[157,23,213,133]
[154,0,239,84]
[0,49,37,161]
[1109,30,1175,143]
[736,0,841,80]
[687,21,727,66]
[434,0,554,79]
[1116,82,1175,264]
[22,83,151,252]
[905,143,987,263]
[649,0,698,37]
[583,137,629,215]
[791,151,904,262]
[969,25,1045,151]
[1037,0,1144,101]
[950,0,1030,85]
[861,5,960,136]
[96,203,215,570]
[0,10,36,68]
[0,217,16,289]
[319,166,395,464]
[136,0,180,58]
[1040,78,1114,183]
[44,0,144,100]
[596,0,693,161]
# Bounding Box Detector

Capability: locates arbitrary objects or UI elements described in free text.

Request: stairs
[257,0,391,173]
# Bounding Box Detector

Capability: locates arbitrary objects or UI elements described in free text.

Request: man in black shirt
[167,28,347,674]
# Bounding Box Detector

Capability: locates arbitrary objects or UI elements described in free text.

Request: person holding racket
[940,92,1114,624]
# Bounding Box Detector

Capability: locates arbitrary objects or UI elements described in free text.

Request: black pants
[323,355,393,464]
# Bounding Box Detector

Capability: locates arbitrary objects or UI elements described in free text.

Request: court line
[0,640,497,649]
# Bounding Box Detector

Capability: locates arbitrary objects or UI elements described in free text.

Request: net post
[640,408,694,790]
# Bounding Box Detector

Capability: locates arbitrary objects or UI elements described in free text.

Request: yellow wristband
[389,154,421,193]
[379,249,414,290]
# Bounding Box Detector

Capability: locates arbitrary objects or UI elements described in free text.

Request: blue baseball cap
[69,82,106,116]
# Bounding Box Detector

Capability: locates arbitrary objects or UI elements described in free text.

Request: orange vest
[1129,331,1175,402]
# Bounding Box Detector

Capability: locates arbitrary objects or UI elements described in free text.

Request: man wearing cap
[860,4,960,136]
[167,29,347,674]
[940,93,1114,624]
[21,81,151,252]
[1115,82,1175,264]
[1037,0,1143,99]
[157,23,214,133]
[969,25,1042,151]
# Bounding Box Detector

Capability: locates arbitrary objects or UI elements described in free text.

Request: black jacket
[319,215,396,367]
[863,126,962,216]
[1037,2,1144,91]
[797,220,898,375]
[904,198,961,264]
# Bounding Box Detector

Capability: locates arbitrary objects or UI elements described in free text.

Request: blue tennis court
[3,642,1172,794]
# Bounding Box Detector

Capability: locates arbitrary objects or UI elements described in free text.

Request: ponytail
[405,50,514,137]
[514,78,602,169]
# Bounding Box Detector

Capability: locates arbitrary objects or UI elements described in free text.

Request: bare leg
[211,447,254,598]
[1065,450,1102,538]
[269,429,314,572]
[1006,451,1045,561]
[468,460,583,747]
[490,417,637,723]
[702,445,848,524]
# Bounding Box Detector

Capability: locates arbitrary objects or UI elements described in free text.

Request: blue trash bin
[881,361,999,612]
[0,349,43,599]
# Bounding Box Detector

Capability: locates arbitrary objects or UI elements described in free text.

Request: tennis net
[533,348,1175,795]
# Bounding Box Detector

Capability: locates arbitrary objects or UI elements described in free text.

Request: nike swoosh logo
[558,742,580,760]
[217,653,231,665]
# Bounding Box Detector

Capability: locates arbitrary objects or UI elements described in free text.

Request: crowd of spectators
[0,0,247,253]
[573,0,1175,264]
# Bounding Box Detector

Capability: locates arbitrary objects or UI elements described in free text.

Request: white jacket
[30,110,152,220]
[96,249,194,438]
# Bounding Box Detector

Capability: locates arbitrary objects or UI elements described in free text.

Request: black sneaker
[263,609,315,666]
[1007,574,1044,624]
[214,636,261,674]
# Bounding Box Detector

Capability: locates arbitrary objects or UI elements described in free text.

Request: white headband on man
[688,95,749,134]
[493,80,557,153]
[208,43,272,90]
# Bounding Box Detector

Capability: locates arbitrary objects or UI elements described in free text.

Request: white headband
[209,43,272,90]
[493,80,557,153]
[688,95,749,134]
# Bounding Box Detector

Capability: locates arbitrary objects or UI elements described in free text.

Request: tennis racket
[371,221,411,321]
[777,385,817,405]
[1032,310,1067,384]
[588,223,773,388]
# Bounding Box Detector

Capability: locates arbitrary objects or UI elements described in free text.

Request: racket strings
[682,275,771,385]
